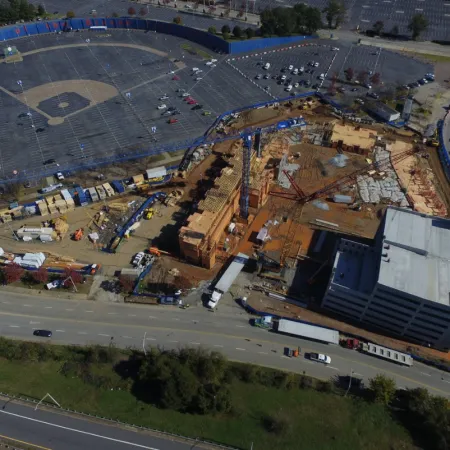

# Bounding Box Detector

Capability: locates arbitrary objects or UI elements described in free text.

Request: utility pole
[345,369,353,397]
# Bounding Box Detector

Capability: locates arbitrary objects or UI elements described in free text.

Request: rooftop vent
[383,244,390,250]
[382,257,390,263]
[382,252,388,258]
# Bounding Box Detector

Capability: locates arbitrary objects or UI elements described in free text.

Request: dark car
[192,104,203,110]
[33,329,52,337]
[167,107,176,111]
[171,110,181,115]
[43,158,56,165]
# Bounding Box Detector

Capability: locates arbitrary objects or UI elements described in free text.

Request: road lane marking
[9,325,19,328]
[172,318,180,321]
[235,325,245,328]
[214,345,223,348]
[191,342,200,345]
[395,10,404,13]
[420,372,431,376]
[236,348,246,351]
[122,336,132,339]
[65,309,74,311]
[0,310,448,396]
[353,372,363,376]
[0,410,160,450]
[168,340,179,343]
[30,321,40,324]
[328,366,340,371]
[55,330,65,332]
[148,316,156,319]
[107,313,117,315]
[85,310,94,313]
[258,351,268,355]
[128,314,136,317]
[23,304,32,307]
[44,307,52,309]
[146,337,156,341]
[98,333,110,337]
[2,301,10,304]
[0,432,50,450]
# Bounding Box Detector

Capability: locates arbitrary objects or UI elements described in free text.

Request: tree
[66,10,75,19]
[222,32,230,40]
[37,4,45,15]
[3,264,24,285]
[370,72,381,85]
[245,27,255,39]
[119,275,135,293]
[127,6,136,15]
[369,374,396,405]
[344,67,354,81]
[408,13,428,40]
[111,12,119,17]
[357,70,368,84]
[372,20,384,35]
[233,25,242,38]
[207,26,216,34]
[390,25,399,36]
[139,7,147,16]
[303,6,322,34]
[173,16,182,24]
[62,269,83,287]
[323,0,345,28]
[221,24,230,34]
[33,267,48,284]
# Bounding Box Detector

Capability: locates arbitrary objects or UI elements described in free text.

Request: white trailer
[96,185,107,200]
[276,319,339,345]
[88,187,99,202]
[360,343,413,366]
[102,183,115,197]
[208,253,249,309]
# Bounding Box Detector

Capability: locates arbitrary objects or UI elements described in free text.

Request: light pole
[345,369,354,397]
[142,331,147,355]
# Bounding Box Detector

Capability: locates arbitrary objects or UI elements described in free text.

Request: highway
[0,400,197,449]
[0,291,448,398]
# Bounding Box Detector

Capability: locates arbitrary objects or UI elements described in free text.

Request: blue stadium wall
[0,18,312,55]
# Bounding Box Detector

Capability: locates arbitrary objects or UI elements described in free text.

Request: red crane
[270,146,422,204]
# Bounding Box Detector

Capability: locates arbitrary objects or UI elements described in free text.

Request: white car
[294,82,299,88]
[355,98,364,104]
[205,61,212,65]
[182,92,190,97]
[195,77,203,81]
[319,73,325,80]
[211,64,216,68]
[157,104,167,110]
[299,66,304,72]
[192,67,199,72]
[159,95,169,100]
[55,172,64,181]
[332,47,340,51]
[195,69,203,74]
[281,75,287,80]
[309,353,331,364]
[288,65,293,70]
[132,252,145,266]
[184,4,192,8]
[211,59,217,63]
[314,62,319,67]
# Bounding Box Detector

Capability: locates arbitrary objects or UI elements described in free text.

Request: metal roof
[378,207,450,306]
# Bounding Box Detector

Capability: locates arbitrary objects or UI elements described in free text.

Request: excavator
[148,247,170,257]
[72,228,84,241]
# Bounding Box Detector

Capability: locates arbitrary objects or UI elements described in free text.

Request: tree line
[0,0,46,25]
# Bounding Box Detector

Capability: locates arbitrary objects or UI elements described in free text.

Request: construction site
[0,97,447,305]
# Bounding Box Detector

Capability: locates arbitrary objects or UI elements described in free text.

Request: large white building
[321,207,450,350]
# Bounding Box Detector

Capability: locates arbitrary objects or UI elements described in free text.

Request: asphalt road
[0,400,197,449]
[0,291,448,398]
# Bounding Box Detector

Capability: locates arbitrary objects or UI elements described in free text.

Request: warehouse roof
[378,207,450,306]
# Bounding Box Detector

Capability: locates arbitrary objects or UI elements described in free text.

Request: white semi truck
[208,253,249,309]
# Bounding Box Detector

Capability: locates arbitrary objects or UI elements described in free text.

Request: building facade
[322,207,450,350]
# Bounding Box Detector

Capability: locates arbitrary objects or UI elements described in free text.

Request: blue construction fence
[437,117,450,182]
[0,17,312,55]
[243,301,450,373]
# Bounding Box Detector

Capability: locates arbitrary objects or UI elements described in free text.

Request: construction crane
[269,145,422,204]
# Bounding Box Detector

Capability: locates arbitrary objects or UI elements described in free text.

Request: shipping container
[95,185,107,200]
[111,180,125,194]
[333,194,353,204]
[102,183,115,197]
[88,187,99,202]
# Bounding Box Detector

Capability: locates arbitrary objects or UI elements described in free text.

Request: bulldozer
[72,228,84,241]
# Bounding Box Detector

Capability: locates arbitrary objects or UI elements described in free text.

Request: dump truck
[275,319,339,345]
[145,208,154,219]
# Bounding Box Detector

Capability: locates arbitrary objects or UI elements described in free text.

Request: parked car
[192,104,203,110]
[309,353,331,364]
[288,65,293,70]
[255,74,262,79]
[157,104,167,110]
[159,95,169,100]
[203,111,211,116]
[168,118,178,124]
[55,172,64,181]
[43,158,56,166]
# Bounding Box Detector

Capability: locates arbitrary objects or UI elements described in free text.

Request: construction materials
[359,342,413,366]
[275,319,339,345]
[208,253,249,309]
[96,185,107,200]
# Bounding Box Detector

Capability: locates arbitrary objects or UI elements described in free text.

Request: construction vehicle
[252,316,273,329]
[144,208,154,219]
[72,228,83,241]
[148,247,170,257]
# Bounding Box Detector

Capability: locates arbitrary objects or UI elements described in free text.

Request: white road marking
[213,345,223,348]
[107,312,117,315]
[2,301,10,304]
[235,325,245,328]
[77,332,87,335]
[415,8,423,11]
[122,336,132,339]
[146,337,156,341]
[44,307,52,309]
[9,325,19,328]
[420,372,431,377]
[65,309,74,312]
[23,304,32,307]
[148,316,156,319]
[0,410,161,450]
[442,379,450,384]
[383,1,391,3]
[55,330,65,333]
[98,333,110,337]
[30,321,40,324]
[446,13,450,16]
[362,4,370,7]
[328,366,340,371]
[258,351,268,355]
[128,314,136,317]
[395,10,404,13]
[236,348,246,351]
[85,310,94,313]
[353,372,363,376]
[191,342,201,345]
[168,340,179,343]
[361,19,370,22]
[172,318,180,321]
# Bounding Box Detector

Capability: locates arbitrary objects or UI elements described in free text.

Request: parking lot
[0,29,269,181]
[228,40,432,103]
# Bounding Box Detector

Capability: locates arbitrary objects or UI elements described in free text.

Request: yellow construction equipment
[145,208,154,219]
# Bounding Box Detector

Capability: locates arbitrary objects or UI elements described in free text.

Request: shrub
[127,7,136,15]
[173,16,182,25]
[208,26,217,34]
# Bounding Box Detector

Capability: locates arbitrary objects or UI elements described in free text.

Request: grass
[0,358,415,450]
[180,43,211,59]
[409,52,450,63]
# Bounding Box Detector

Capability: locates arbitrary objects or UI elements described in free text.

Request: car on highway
[281,75,287,81]
[205,61,212,65]
[309,353,331,364]
[33,329,52,338]
[157,104,167,110]
[288,65,293,70]
[332,47,340,51]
